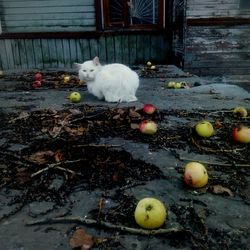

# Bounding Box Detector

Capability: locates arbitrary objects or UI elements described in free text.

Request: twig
[72,144,123,148]
[31,159,83,178]
[191,137,245,153]
[26,216,184,235]
[54,166,83,176]
[179,156,250,168]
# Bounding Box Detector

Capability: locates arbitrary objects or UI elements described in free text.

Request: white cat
[75,57,139,102]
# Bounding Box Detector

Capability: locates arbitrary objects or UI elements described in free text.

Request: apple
[150,65,156,70]
[184,162,208,188]
[32,80,41,88]
[69,92,81,103]
[134,197,167,229]
[174,82,182,89]
[195,120,214,138]
[63,75,71,84]
[146,61,152,67]
[167,81,176,88]
[233,106,248,118]
[143,104,156,115]
[139,120,157,135]
[232,126,250,144]
[35,72,42,81]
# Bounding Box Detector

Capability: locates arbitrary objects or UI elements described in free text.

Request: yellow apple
[146,61,152,67]
[166,81,176,88]
[134,197,167,229]
[64,75,71,84]
[174,82,182,89]
[139,120,157,135]
[233,106,248,118]
[195,120,214,138]
[69,92,81,103]
[150,65,156,70]
[184,162,208,188]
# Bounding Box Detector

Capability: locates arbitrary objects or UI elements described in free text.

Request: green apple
[184,162,208,188]
[69,92,81,103]
[195,120,214,138]
[146,61,152,67]
[134,197,167,229]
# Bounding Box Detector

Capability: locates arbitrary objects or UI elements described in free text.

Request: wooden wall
[0,34,170,71]
[0,0,96,33]
[184,0,250,75]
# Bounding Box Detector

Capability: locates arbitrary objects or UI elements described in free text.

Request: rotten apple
[233,106,248,118]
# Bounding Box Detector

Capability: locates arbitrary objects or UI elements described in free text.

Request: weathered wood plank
[11,39,22,70]
[24,39,36,69]
[0,40,9,69]
[69,39,77,67]
[122,35,129,65]
[105,36,115,63]
[62,39,71,68]
[2,0,94,8]
[48,39,58,68]
[89,38,99,59]
[55,39,64,68]
[128,35,137,65]
[4,40,15,69]
[114,35,123,63]
[79,39,91,62]
[98,36,107,64]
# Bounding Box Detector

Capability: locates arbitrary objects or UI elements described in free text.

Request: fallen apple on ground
[143,104,156,115]
[174,82,182,89]
[139,120,157,135]
[35,72,42,81]
[63,75,71,84]
[233,106,248,118]
[184,162,208,188]
[146,61,152,67]
[134,197,167,229]
[69,92,81,103]
[195,120,214,138]
[232,126,250,143]
[166,81,176,88]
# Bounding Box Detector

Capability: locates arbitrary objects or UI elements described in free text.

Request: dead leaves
[211,185,234,197]
[69,228,94,250]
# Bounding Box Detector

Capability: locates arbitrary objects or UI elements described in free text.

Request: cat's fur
[75,57,139,102]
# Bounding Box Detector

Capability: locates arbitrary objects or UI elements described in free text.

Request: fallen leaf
[211,185,234,197]
[130,123,139,129]
[69,228,94,250]
[27,150,54,165]
[129,109,141,118]
[54,151,65,162]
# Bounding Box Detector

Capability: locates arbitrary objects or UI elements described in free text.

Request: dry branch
[26,216,184,236]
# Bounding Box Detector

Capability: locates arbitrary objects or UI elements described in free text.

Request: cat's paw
[126,96,138,102]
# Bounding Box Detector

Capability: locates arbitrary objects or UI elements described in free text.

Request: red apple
[139,120,157,135]
[184,162,208,188]
[32,80,41,88]
[35,72,42,81]
[143,104,156,115]
[232,126,250,144]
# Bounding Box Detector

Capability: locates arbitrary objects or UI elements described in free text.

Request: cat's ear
[93,56,100,66]
[74,63,82,69]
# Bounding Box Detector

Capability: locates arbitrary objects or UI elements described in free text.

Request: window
[100,0,164,29]
[240,0,250,8]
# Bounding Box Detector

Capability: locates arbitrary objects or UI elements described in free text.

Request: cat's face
[78,60,100,81]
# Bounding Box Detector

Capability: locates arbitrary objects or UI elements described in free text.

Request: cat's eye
[90,69,94,72]
[82,70,87,72]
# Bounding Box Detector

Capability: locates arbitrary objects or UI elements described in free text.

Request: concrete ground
[0,65,249,250]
